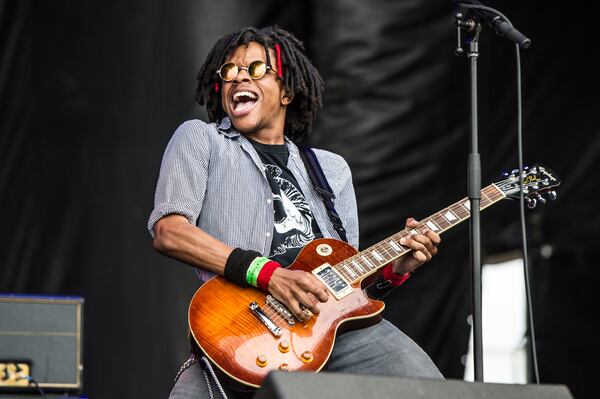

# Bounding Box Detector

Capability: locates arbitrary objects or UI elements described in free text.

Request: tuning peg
[535,193,547,204]
[548,191,558,201]
[526,197,537,209]
[511,169,519,174]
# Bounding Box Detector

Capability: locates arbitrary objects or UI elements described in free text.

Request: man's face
[220,41,291,136]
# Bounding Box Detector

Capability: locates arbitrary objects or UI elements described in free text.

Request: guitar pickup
[249,301,282,337]
[312,263,353,300]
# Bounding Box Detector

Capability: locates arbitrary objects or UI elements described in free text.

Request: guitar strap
[298,146,397,300]
[298,147,348,243]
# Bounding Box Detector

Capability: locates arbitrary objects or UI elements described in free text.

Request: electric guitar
[188,165,560,389]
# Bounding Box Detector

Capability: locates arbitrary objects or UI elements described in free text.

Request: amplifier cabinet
[0,295,83,392]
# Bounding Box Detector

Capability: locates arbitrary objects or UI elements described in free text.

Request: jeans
[169,319,443,399]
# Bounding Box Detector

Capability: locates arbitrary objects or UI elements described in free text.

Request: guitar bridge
[249,301,282,337]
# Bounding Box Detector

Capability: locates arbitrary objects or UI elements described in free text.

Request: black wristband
[224,248,261,287]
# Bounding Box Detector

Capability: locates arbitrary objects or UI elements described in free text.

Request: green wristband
[246,257,270,287]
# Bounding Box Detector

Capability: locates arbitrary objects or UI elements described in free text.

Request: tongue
[234,100,256,112]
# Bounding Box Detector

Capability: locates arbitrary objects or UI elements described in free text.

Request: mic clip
[455,13,481,56]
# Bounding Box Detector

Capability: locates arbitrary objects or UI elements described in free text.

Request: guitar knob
[301,351,313,363]
[526,197,537,209]
[548,191,558,201]
[279,363,289,371]
[256,354,268,367]
[278,340,290,353]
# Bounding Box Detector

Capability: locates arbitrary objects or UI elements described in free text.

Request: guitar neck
[333,184,506,284]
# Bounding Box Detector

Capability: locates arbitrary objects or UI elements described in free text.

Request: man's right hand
[267,267,329,321]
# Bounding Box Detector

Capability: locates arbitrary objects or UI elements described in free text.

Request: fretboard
[333,183,506,284]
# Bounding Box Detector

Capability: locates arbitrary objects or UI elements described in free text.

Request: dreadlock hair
[195,26,324,142]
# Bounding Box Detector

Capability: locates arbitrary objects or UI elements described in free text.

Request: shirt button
[267,199,272,204]
[266,232,271,237]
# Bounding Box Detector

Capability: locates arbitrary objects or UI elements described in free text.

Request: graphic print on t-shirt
[265,164,316,257]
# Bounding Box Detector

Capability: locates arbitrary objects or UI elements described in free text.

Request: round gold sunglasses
[216,60,276,82]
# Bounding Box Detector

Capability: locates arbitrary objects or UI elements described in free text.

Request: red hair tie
[214,82,220,93]
[274,44,283,78]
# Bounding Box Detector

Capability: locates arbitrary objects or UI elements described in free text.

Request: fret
[425,219,440,231]
[486,184,504,202]
[344,262,359,278]
[450,203,469,220]
[338,265,353,280]
[376,243,395,260]
[480,190,492,207]
[443,209,458,222]
[344,264,357,279]
[371,249,385,262]
[361,255,375,269]
[461,200,471,211]
[431,213,450,230]
[388,239,403,252]
[352,258,369,276]
[384,241,400,257]
[352,260,366,273]
[366,252,383,268]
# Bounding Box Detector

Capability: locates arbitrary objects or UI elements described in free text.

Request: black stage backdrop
[1,1,598,398]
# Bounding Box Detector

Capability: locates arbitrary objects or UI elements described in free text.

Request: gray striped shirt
[148,117,359,281]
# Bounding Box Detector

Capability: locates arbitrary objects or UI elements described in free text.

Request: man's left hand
[392,217,441,275]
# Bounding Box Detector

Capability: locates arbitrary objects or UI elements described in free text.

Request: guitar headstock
[495,164,561,208]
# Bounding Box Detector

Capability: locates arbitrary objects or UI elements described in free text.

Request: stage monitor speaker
[254,372,573,399]
[0,294,83,393]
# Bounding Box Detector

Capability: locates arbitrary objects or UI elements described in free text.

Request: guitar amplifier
[0,294,83,392]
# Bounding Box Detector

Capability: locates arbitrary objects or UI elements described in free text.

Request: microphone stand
[455,12,484,382]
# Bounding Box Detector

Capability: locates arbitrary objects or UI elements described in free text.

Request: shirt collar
[217,117,240,138]
[217,116,298,156]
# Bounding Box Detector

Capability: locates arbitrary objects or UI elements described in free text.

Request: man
[149,26,443,399]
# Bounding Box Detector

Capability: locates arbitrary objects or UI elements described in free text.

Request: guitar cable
[21,375,47,398]
[459,2,541,384]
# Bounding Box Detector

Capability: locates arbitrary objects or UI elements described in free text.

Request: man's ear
[281,90,294,105]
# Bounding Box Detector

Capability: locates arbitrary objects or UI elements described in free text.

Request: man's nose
[232,67,251,83]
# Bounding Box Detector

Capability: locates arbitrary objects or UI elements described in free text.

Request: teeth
[233,91,258,102]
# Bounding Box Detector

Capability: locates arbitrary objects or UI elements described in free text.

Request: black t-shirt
[249,139,323,266]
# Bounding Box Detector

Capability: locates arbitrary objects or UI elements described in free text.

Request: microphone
[453,0,531,49]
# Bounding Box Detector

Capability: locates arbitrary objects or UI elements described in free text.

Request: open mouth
[231,90,259,116]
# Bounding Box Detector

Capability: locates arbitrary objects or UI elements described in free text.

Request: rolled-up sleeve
[148,120,210,237]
